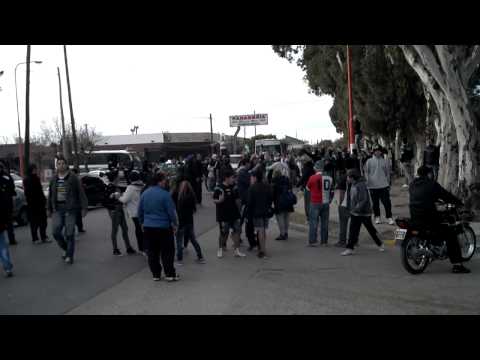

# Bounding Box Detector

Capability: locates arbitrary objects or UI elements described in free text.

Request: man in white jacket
[364,146,394,225]
[117,171,146,255]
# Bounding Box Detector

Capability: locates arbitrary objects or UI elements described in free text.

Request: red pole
[346,45,354,153]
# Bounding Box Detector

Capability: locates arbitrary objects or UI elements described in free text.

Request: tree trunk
[399,45,480,197]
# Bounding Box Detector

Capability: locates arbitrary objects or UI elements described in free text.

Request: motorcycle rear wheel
[401,236,430,274]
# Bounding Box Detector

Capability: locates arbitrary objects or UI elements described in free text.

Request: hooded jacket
[364,155,390,189]
[349,177,372,217]
[118,180,144,218]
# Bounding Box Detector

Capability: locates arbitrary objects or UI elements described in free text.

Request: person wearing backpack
[272,168,296,241]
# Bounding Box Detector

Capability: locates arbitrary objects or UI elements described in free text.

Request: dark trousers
[241,205,257,248]
[194,180,202,204]
[347,215,383,250]
[176,223,203,261]
[144,227,176,278]
[338,206,350,244]
[132,217,145,252]
[76,209,84,231]
[7,220,16,244]
[369,187,392,218]
[108,206,132,251]
[430,223,463,264]
[29,210,48,242]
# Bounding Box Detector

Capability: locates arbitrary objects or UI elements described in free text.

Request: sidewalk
[291,179,479,245]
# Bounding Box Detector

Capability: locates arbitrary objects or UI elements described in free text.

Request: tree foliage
[272,45,427,143]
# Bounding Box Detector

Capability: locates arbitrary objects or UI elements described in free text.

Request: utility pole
[57,66,68,160]
[24,45,31,172]
[209,113,213,155]
[347,45,354,154]
[64,45,79,169]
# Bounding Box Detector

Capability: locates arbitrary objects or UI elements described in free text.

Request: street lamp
[15,60,42,176]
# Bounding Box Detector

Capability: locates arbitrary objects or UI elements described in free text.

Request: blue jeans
[308,203,330,244]
[0,230,13,272]
[176,223,203,261]
[304,189,311,220]
[52,205,77,259]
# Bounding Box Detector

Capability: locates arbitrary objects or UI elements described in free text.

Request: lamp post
[15,60,42,176]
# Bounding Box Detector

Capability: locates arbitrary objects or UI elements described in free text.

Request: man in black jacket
[0,160,17,245]
[409,166,470,274]
[23,164,51,244]
[48,157,88,264]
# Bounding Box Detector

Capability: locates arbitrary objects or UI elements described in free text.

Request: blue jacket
[138,185,178,229]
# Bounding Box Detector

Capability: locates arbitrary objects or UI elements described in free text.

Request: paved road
[68,223,480,315]
[3,184,480,315]
[0,192,217,315]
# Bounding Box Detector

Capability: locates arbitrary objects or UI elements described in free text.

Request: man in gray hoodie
[364,146,394,225]
[341,169,385,256]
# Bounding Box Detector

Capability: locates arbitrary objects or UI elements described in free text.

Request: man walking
[47,157,88,264]
[334,171,350,247]
[237,159,257,250]
[307,161,334,246]
[341,169,385,256]
[213,170,246,258]
[0,161,17,246]
[0,168,14,278]
[23,164,51,244]
[364,146,394,225]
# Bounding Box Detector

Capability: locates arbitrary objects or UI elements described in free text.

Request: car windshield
[230,156,241,164]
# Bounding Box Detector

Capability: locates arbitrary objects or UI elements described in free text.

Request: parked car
[13,186,28,226]
[10,173,23,188]
[230,154,243,170]
[79,174,106,207]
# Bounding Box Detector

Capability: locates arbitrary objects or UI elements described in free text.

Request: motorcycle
[395,202,477,274]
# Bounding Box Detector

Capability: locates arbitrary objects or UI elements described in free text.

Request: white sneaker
[217,248,223,258]
[234,248,246,258]
[402,184,409,188]
[341,249,354,256]
[387,218,395,225]
[378,245,385,252]
[375,217,381,224]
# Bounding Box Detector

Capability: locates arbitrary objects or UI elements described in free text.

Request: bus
[86,150,142,172]
[255,139,281,156]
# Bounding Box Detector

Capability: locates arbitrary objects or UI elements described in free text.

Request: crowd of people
[0,138,475,280]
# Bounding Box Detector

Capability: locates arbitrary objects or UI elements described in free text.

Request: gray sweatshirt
[364,156,390,189]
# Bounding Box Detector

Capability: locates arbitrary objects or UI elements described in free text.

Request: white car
[230,154,243,170]
[10,173,23,188]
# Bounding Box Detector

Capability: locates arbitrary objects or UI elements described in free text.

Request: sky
[0,45,341,145]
